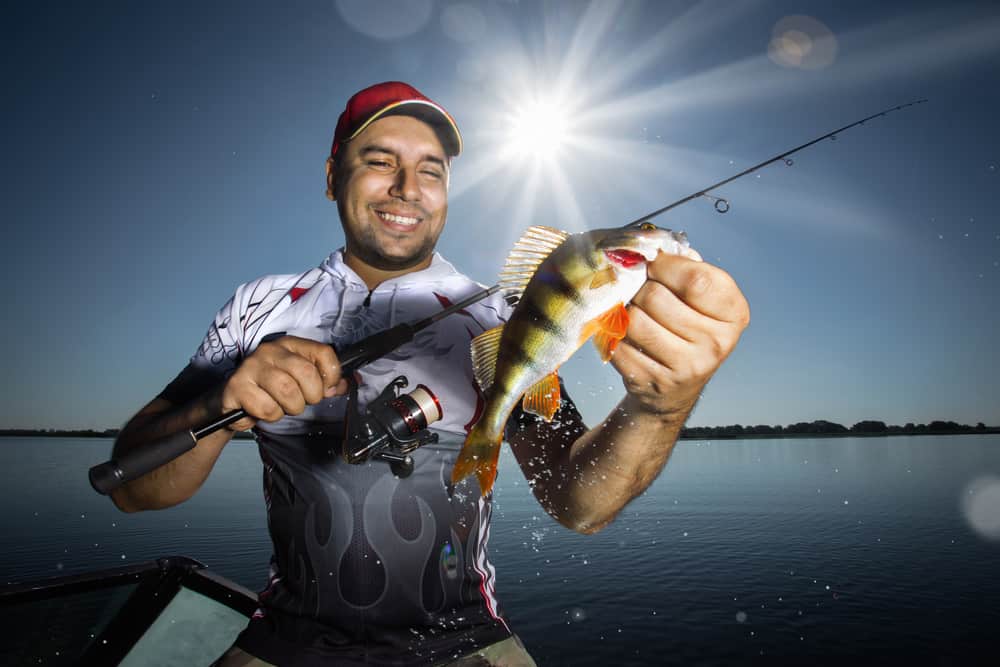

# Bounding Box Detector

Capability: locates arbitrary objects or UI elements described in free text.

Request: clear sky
[2,0,998,430]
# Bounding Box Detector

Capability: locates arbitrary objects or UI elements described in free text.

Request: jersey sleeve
[157,289,246,405]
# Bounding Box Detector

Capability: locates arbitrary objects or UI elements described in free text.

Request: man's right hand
[221,335,349,431]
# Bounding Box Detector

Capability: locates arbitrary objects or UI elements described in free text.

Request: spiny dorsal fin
[522,372,561,421]
[470,324,505,392]
[498,226,571,298]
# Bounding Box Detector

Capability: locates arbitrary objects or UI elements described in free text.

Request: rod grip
[89,430,197,495]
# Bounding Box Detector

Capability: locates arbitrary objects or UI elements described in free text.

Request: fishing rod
[90,99,926,494]
[88,284,501,495]
[624,99,928,226]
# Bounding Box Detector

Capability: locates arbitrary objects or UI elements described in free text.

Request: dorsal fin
[498,226,570,298]
[470,324,505,392]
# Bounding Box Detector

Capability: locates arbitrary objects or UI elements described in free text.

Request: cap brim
[346,99,463,157]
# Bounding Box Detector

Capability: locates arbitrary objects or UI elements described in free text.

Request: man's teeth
[377,211,420,226]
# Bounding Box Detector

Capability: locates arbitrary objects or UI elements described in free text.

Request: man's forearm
[539,392,696,534]
[111,387,234,513]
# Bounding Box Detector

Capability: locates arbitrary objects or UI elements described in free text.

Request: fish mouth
[604,248,649,268]
[373,207,423,230]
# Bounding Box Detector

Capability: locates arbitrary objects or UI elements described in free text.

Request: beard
[345,222,439,271]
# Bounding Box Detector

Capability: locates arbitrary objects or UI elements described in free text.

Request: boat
[0,555,256,666]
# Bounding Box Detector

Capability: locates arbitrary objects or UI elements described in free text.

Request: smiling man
[107,81,749,666]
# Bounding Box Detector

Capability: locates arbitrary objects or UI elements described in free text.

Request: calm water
[2,435,999,665]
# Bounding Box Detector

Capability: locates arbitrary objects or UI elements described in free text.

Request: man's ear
[325,157,337,202]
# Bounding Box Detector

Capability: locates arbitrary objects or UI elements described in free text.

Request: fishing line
[624,99,928,227]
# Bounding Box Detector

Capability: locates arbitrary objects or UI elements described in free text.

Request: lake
[2,435,998,665]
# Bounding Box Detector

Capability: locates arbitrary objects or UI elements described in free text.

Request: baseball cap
[330,81,463,160]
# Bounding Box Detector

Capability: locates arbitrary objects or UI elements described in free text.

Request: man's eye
[368,160,392,168]
[421,170,443,179]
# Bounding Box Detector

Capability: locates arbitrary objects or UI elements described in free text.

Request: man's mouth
[375,209,421,228]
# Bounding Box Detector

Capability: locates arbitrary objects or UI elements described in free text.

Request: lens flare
[962,475,1000,541]
[768,15,838,70]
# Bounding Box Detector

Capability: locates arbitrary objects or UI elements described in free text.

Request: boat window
[119,585,248,666]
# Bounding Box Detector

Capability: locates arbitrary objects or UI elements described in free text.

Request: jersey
[162,250,517,666]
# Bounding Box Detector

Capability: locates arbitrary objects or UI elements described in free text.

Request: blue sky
[2,0,998,430]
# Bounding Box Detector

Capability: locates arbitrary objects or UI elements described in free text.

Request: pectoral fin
[521,371,561,421]
[580,302,630,362]
[589,266,617,290]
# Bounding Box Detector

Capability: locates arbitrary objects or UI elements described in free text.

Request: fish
[451,222,701,495]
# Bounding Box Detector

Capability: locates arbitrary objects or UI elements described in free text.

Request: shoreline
[2,428,998,440]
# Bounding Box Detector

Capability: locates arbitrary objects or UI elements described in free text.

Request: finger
[235,381,287,424]
[618,305,694,373]
[256,367,307,416]
[646,254,750,326]
[608,337,668,384]
[630,279,711,345]
[274,336,342,391]
[326,377,350,398]
[270,348,327,405]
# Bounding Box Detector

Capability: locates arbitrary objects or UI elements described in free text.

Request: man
[109,81,749,666]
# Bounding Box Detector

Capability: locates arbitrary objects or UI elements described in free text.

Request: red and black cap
[330,81,463,160]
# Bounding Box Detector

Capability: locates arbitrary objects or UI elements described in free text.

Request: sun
[506,97,571,159]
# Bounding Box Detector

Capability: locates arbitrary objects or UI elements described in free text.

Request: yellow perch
[452,222,700,495]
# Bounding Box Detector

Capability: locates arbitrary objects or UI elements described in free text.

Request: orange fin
[522,372,561,421]
[579,302,630,362]
[451,427,503,495]
[589,266,617,290]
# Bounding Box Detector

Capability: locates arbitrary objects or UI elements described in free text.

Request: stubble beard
[348,224,438,271]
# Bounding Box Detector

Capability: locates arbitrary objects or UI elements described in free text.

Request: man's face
[331,114,450,272]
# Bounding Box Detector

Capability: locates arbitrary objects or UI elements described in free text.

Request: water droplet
[843,500,849,505]
[784,158,794,166]
[830,134,838,141]
[989,164,996,172]
[570,607,587,622]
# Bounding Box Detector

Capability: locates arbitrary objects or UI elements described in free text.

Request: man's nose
[389,166,421,201]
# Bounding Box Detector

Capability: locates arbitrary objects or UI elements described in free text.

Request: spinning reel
[341,375,443,478]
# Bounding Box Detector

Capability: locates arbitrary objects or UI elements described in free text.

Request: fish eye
[639,222,657,231]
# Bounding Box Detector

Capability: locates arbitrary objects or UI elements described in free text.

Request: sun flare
[506,98,571,158]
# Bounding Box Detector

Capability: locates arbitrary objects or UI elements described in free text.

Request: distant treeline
[678,420,999,439]
[1,421,997,440]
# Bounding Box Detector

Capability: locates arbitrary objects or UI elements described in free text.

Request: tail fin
[451,423,502,495]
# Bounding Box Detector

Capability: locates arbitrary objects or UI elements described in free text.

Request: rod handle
[88,430,197,495]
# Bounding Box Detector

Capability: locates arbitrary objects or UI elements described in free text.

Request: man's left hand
[610,252,750,416]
